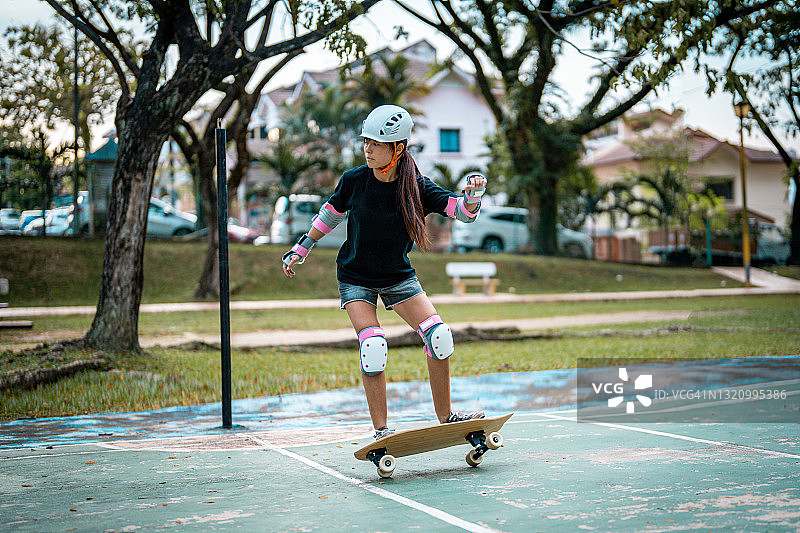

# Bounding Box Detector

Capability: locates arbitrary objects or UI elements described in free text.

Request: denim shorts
[338,276,425,310]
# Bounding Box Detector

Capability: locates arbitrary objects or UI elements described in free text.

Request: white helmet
[361,105,414,142]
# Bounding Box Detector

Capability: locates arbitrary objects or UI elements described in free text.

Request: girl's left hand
[464,174,487,201]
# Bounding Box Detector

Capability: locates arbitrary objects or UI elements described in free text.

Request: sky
[1,0,797,157]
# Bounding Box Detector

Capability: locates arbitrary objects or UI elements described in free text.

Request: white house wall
[690,147,791,224]
[409,80,496,182]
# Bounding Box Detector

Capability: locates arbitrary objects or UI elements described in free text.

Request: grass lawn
[0,236,741,306]
[772,265,800,280]
[0,295,793,346]
[2,294,798,420]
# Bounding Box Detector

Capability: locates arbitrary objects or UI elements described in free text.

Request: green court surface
[3,410,799,532]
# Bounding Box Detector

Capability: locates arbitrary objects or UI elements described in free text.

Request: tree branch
[253,0,279,51]
[85,0,141,77]
[246,0,280,30]
[729,75,795,168]
[395,0,505,123]
[458,1,505,72]
[247,0,380,65]
[573,0,780,136]
[575,44,644,125]
[42,0,132,96]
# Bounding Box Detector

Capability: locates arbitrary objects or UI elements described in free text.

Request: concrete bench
[445,262,499,296]
[0,278,33,329]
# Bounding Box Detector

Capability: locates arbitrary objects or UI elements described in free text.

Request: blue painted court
[2,358,799,531]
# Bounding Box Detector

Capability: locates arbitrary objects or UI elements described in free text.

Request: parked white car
[270,194,347,248]
[146,197,197,238]
[0,208,21,234]
[19,210,44,233]
[452,205,594,258]
[21,207,72,236]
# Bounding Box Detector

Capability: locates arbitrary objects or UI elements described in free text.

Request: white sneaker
[373,426,396,440]
[444,411,485,423]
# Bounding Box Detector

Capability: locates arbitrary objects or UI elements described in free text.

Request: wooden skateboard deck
[355,413,513,478]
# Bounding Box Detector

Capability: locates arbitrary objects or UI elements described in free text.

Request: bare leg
[344,301,387,430]
[392,293,452,423]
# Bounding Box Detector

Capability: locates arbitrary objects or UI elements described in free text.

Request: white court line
[0,448,126,461]
[246,434,502,533]
[534,412,800,459]
[579,389,800,420]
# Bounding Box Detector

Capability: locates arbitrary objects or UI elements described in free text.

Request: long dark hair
[393,141,430,251]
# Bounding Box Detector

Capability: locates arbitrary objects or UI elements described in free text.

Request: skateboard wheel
[466,449,483,467]
[377,454,396,478]
[486,432,503,450]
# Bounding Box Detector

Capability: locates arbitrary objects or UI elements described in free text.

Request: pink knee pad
[358,326,387,376]
[417,314,454,360]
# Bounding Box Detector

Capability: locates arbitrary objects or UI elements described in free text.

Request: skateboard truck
[465,430,504,467]
[366,448,396,478]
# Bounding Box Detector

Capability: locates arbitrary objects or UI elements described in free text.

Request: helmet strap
[379,142,403,175]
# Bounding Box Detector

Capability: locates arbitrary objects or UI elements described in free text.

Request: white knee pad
[418,314,454,360]
[358,327,387,376]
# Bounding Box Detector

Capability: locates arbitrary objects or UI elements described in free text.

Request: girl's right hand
[282,253,300,278]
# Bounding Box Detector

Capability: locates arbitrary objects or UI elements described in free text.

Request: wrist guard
[282,233,317,266]
[464,173,486,203]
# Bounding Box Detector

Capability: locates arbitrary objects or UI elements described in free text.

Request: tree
[0,130,70,235]
[44,0,380,352]
[704,3,800,263]
[255,132,325,198]
[397,0,779,255]
[342,52,430,117]
[172,54,299,300]
[622,132,719,257]
[263,46,431,192]
[285,82,365,178]
[429,162,482,192]
[0,23,125,155]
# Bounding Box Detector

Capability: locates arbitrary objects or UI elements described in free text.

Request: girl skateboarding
[282,104,486,440]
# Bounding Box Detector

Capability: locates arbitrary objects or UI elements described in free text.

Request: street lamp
[733,101,752,287]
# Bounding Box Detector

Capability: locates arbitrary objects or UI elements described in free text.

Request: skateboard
[354,413,513,478]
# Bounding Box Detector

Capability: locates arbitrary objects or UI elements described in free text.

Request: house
[584,108,793,230]
[245,39,498,188]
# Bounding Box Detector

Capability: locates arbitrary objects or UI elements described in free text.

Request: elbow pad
[446,196,480,223]
[311,202,346,235]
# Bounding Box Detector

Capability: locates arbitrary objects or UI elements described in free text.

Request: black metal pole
[216,119,232,429]
[72,24,80,236]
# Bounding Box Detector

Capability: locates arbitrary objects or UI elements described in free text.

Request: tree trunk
[194,152,220,300]
[534,175,558,255]
[505,118,575,256]
[84,103,168,351]
[791,170,800,265]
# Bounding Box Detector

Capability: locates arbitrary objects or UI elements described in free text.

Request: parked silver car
[270,194,347,248]
[146,197,197,238]
[452,205,594,258]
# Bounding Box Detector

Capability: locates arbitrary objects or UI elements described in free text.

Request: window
[491,212,528,225]
[260,126,267,139]
[296,202,317,215]
[707,178,734,200]
[439,129,460,153]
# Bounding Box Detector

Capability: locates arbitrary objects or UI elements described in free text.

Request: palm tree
[255,133,324,197]
[342,53,430,115]
[429,163,483,193]
[289,84,364,175]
